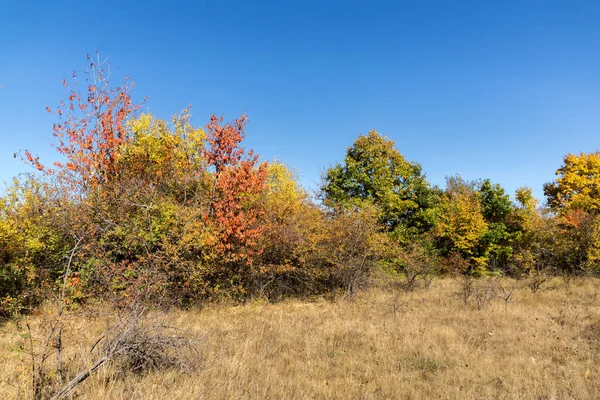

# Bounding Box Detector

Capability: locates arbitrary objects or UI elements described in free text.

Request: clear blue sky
[1,0,600,201]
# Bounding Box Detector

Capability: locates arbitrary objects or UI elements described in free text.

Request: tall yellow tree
[544,151,600,213]
[435,176,488,274]
[543,152,600,272]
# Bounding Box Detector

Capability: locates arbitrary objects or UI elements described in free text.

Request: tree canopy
[322,130,434,236]
[544,151,600,213]
[4,55,600,317]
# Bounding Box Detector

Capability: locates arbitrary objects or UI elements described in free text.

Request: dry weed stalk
[496,280,517,312]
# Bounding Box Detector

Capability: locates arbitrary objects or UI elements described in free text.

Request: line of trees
[2,58,600,317]
[323,130,600,278]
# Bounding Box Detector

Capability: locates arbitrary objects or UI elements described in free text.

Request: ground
[2,277,600,399]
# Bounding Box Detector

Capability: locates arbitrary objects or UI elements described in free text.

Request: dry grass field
[1,277,600,399]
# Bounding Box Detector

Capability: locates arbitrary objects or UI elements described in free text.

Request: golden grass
[2,277,600,399]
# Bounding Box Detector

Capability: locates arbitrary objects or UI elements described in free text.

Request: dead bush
[395,240,440,292]
[320,204,387,296]
[99,307,200,375]
[455,276,501,310]
[50,306,201,400]
[527,270,551,293]
[456,275,475,306]
[496,280,517,312]
[16,303,201,400]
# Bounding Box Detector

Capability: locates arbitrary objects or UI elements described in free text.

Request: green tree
[477,179,515,271]
[322,130,434,238]
[479,179,512,223]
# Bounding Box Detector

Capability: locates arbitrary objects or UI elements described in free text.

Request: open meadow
[2,277,599,400]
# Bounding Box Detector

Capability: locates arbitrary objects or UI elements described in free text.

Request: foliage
[322,130,434,238]
[0,177,66,317]
[206,114,268,264]
[434,176,488,274]
[251,162,322,298]
[515,186,538,212]
[556,208,600,273]
[317,202,389,295]
[479,179,512,224]
[477,179,516,271]
[544,151,600,213]
[7,55,600,321]
[254,164,388,299]
[511,188,600,276]
[540,152,600,274]
[24,54,138,197]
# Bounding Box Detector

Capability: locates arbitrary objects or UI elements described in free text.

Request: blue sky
[1,0,599,201]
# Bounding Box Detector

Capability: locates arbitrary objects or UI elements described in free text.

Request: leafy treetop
[322,130,432,234]
[544,151,600,213]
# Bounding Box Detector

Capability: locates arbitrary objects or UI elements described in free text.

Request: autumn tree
[542,152,600,273]
[509,186,599,276]
[322,130,435,239]
[544,151,600,213]
[25,54,137,199]
[79,110,271,302]
[509,187,544,275]
[0,177,67,317]
[20,54,140,284]
[320,202,389,295]
[204,114,268,266]
[515,186,538,212]
[247,162,322,297]
[434,175,488,274]
[510,207,564,276]
[558,209,600,272]
[20,56,210,303]
[258,162,313,270]
[94,110,215,302]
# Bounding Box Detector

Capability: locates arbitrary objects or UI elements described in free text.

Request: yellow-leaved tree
[543,152,600,272]
[0,177,67,316]
[435,175,488,274]
[544,151,600,213]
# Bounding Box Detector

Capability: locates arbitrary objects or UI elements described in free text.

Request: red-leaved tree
[204,115,268,265]
[25,53,138,199]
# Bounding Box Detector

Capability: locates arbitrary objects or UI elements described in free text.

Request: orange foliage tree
[26,53,137,198]
[20,55,276,303]
[204,115,268,266]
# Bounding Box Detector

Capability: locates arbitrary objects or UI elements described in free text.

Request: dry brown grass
[2,277,600,399]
